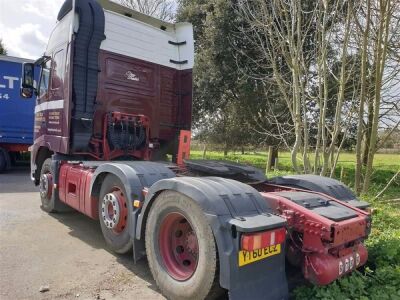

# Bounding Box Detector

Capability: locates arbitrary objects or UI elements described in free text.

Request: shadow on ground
[0,166,36,193]
[49,210,162,294]
[50,211,230,299]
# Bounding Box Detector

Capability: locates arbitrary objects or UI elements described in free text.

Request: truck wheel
[40,158,56,212]
[145,191,222,300]
[0,150,6,173]
[98,174,133,254]
[0,148,10,173]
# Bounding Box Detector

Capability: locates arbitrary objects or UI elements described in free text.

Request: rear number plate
[238,244,281,267]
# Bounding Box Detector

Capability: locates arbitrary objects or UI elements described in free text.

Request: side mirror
[20,63,35,98]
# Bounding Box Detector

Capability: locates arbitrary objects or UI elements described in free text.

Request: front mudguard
[138,177,288,300]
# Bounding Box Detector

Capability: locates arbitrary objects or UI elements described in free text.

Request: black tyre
[98,174,132,254]
[145,190,223,300]
[0,148,10,173]
[39,158,72,213]
[39,158,56,212]
[0,150,6,173]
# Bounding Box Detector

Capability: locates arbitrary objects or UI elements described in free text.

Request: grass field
[190,150,399,170]
[190,151,400,199]
[190,150,400,299]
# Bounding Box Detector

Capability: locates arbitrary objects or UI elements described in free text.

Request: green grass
[190,150,400,198]
[190,150,399,168]
[190,150,400,299]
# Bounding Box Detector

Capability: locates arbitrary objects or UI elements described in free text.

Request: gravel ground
[0,167,165,300]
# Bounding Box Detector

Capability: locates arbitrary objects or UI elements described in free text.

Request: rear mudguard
[268,174,369,209]
[139,176,288,300]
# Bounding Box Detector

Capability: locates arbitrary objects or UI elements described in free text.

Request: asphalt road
[0,167,165,300]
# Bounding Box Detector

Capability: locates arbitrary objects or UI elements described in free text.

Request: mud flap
[228,253,288,300]
[208,214,288,300]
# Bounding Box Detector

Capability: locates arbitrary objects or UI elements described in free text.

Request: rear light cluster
[241,228,286,251]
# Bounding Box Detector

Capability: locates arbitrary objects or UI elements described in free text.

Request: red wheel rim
[159,212,199,281]
[101,187,128,234]
[111,188,128,234]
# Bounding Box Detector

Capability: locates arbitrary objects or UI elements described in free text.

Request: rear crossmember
[258,184,369,285]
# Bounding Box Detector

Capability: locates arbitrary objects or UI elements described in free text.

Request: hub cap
[101,189,128,233]
[159,212,199,281]
[39,173,53,199]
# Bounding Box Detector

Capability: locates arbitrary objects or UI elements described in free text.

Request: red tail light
[241,228,286,251]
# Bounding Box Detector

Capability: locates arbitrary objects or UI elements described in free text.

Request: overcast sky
[0,0,64,59]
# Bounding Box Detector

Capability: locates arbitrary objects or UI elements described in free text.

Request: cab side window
[51,49,65,92]
[38,59,51,100]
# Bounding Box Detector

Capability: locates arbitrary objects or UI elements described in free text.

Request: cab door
[46,49,66,137]
[34,58,51,139]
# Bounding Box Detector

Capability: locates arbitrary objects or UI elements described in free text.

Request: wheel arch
[90,171,109,201]
[137,176,277,239]
[89,163,144,213]
[136,178,224,241]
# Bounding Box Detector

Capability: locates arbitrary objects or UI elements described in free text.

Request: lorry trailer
[20,0,371,299]
[0,55,37,172]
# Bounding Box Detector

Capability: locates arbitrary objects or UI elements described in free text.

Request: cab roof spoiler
[97,0,174,31]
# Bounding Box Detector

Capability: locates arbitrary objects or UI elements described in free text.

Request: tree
[235,0,312,172]
[235,0,358,174]
[354,0,371,194]
[362,0,397,194]
[0,39,7,55]
[118,0,175,21]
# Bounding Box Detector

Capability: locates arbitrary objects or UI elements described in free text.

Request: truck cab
[22,0,194,184]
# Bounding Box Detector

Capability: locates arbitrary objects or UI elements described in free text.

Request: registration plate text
[238,244,281,267]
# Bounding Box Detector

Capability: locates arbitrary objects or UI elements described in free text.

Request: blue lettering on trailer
[0,75,19,89]
[0,76,19,100]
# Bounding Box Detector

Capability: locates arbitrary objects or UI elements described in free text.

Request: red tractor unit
[20,0,371,299]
